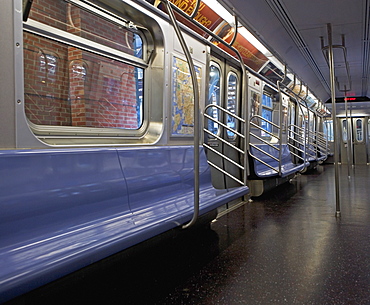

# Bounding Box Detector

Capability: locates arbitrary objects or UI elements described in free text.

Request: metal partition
[249,115,283,175]
[203,104,246,186]
[315,130,329,160]
[161,0,249,227]
[287,124,307,163]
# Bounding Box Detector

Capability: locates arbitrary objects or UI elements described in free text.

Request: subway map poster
[171,56,201,136]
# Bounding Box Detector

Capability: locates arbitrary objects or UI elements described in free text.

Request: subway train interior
[0,0,369,304]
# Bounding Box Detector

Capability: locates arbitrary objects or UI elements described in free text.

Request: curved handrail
[162,0,200,229]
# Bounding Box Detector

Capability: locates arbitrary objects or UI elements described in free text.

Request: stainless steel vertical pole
[327,23,341,217]
[344,88,351,178]
[163,0,200,228]
[349,101,354,169]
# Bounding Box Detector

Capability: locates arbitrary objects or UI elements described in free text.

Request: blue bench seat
[298,143,328,163]
[249,144,307,178]
[0,146,249,302]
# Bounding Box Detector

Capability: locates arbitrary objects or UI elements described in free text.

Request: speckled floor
[156,164,370,305]
[4,164,370,305]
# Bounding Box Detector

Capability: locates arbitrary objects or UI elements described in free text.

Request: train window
[308,112,315,133]
[262,93,273,108]
[23,0,148,137]
[288,100,296,135]
[24,34,144,130]
[356,119,363,142]
[25,0,143,59]
[281,95,288,132]
[342,120,348,143]
[226,72,238,138]
[207,64,221,135]
[261,93,273,136]
[324,120,334,141]
[250,91,261,125]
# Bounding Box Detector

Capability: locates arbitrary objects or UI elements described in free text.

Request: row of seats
[1,142,325,301]
[303,144,328,162]
[249,144,309,178]
[0,146,249,302]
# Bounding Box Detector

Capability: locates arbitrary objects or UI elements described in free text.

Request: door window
[342,120,348,143]
[226,72,238,138]
[356,119,363,142]
[261,93,273,137]
[207,63,221,135]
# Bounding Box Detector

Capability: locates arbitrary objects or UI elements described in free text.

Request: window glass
[282,105,288,132]
[261,108,272,136]
[24,33,143,129]
[207,64,221,135]
[39,53,57,83]
[23,0,145,131]
[342,120,348,143]
[227,72,237,138]
[309,113,315,132]
[262,93,273,108]
[261,93,272,137]
[323,120,334,142]
[288,100,295,137]
[26,0,143,58]
[250,91,261,121]
[356,119,363,142]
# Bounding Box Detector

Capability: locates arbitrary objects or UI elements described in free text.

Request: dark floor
[4,164,370,305]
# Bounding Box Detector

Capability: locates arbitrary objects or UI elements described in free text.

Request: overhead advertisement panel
[156,0,224,36]
[212,22,268,71]
[154,0,268,71]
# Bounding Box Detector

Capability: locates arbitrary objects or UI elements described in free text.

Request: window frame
[23,0,150,140]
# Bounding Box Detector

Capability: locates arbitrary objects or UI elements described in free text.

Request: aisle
[157,164,370,304]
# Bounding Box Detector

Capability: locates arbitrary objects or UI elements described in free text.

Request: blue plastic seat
[0,146,249,302]
[249,144,307,178]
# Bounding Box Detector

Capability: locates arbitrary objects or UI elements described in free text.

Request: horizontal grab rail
[204,157,245,186]
[203,143,245,171]
[250,114,281,130]
[204,113,245,139]
[204,128,245,155]
[249,143,280,162]
[205,103,246,124]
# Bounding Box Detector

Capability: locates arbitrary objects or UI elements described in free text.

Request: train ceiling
[218,0,370,104]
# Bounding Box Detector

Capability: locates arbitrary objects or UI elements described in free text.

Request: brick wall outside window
[24,0,143,129]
